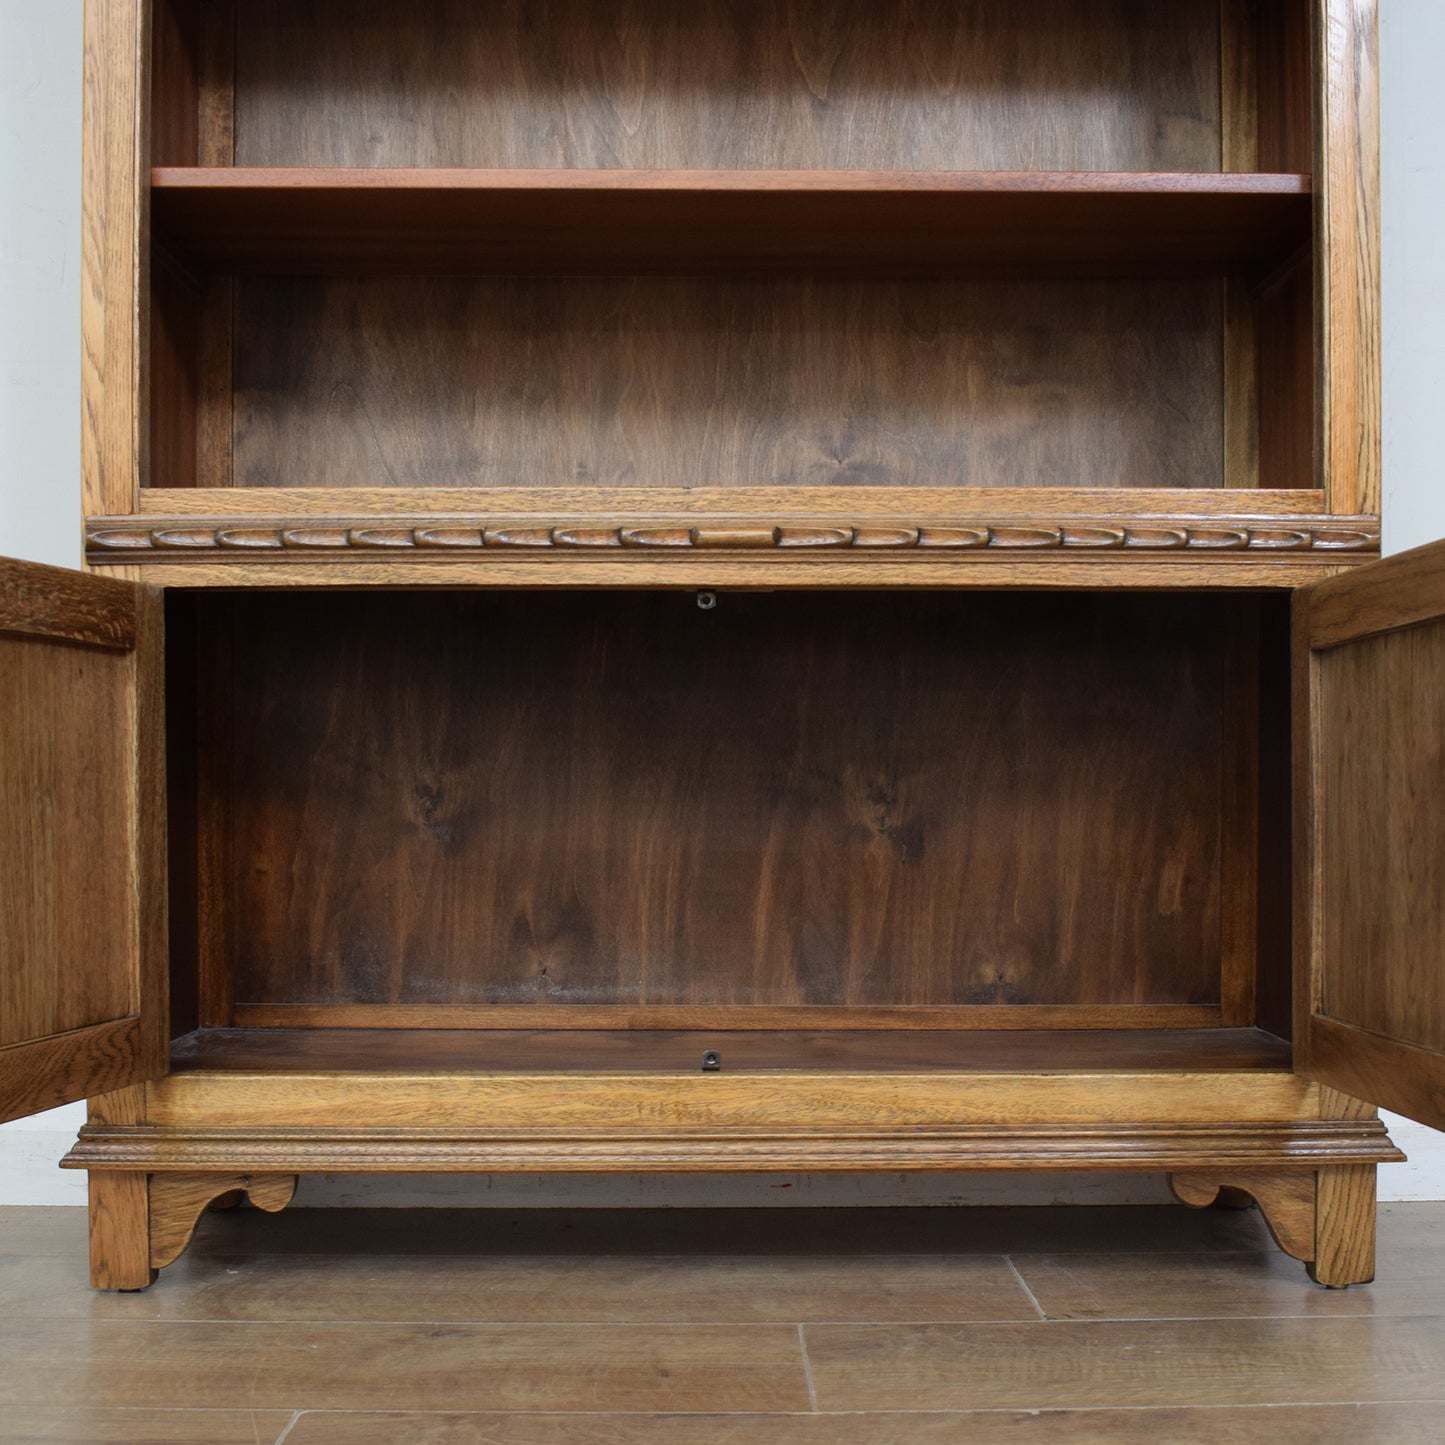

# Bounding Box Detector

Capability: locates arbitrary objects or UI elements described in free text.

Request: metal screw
[701,1049,722,1072]
[697,591,718,610]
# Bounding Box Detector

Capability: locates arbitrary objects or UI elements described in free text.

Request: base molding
[64,1118,1402,1175]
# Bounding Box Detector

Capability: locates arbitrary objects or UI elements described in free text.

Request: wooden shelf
[171,1028,1294,1076]
[151,168,1312,276]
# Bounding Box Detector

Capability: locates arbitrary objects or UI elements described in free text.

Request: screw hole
[697,591,718,610]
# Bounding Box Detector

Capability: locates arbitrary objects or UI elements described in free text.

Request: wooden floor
[0,1203,1442,1443]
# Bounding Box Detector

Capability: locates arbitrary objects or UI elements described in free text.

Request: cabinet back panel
[230,0,1222,172]
[231,276,1224,491]
[215,592,1226,1013]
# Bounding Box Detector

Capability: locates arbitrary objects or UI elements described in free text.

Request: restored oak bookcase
[4,0,1441,1291]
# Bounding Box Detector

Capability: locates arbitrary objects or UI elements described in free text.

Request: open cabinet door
[0,558,166,1122]
[1296,539,1445,1129]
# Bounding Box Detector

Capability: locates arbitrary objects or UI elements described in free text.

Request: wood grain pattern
[208,591,1228,1014]
[1312,1163,1377,1286]
[1316,617,1445,1055]
[1320,0,1382,516]
[147,1172,296,1272]
[170,1028,1294,1075]
[132,587,170,1083]
[226,275,1225,494]
[133,486,1337,519]
[1295,538,1445,1133]
[150,168,1313,275]
[230,0,1223,172]
[85,556,1366,592]
[82,0,142,520]
[87,1171,153,1291]
[276,1406,1445,1445]
[1258,0,1314,174]
[1307,1021,1445,1134]
[1306,534,1445,650]
[1257,254,1315,492]
[0,557,136,649]
[121,1070,1341,1136]
[195,0,235,168]
[70,1119,1399,1179]
[0,636,135,1045]
[801,1315,1445,1411]
[0,1318,811,1412]
[0,557,167,1124]
[0,1023,149,1125]
[1169,1168,1317,1261]
[1220,600,1262,1027]
[0,1410,297,1444]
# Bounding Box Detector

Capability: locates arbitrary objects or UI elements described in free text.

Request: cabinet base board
[64,1118,1402,1175]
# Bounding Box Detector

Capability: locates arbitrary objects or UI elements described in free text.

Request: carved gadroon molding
[86,516,1381,561]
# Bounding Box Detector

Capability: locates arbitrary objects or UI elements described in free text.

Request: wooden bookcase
[5,0,1443,1292]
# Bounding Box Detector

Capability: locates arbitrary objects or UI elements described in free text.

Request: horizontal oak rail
[133,487,1338,519]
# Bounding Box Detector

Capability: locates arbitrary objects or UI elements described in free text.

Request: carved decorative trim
[147,1171,298,1271]
[1168,1169,1318,1263]
[86,514,1381,563]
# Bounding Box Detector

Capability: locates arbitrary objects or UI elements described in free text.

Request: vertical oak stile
[133,584,170,1075]
[82,0,145,526]
[1318,0,1381,517]
[1290,586,1321,1076]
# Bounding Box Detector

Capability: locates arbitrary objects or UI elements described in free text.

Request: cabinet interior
[164,588,1295,1073]
[145,0,1316,498]
[155,0,1296,174]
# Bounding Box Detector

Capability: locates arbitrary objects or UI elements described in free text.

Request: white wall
[1,1,1442,1206]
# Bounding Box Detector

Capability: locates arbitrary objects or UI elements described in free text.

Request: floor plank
[1,1203,1443,1433]
[0,1207,88,1258]
[804,1315,1445,1410]
[0,1251,1037,1324]
[277,1406,1445,1445]
[0,1410,296,1444]
[0,1321,810,1413]
[1012,1243,1445,1319]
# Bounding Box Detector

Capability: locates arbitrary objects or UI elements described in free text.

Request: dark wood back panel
[231,276,1225,491]
[212,592,1228,1013]
[230,0,1222,172]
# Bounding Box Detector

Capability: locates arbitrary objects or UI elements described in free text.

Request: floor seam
[1004,1255,1048,1320]
[271,1411,303,1445]
[797,1323,820,1412]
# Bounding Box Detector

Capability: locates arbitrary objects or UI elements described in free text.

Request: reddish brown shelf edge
[150,168,1314,274]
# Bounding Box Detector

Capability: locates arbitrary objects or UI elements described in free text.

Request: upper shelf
[150,168,1313,277]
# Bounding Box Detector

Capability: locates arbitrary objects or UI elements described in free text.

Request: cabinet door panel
[1296,539,1445,1129]
[0,559,166,1122]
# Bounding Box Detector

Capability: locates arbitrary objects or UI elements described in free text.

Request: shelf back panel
[224,275,1225,492]
[223,0,1224,172]
[201,591,1230,1015]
